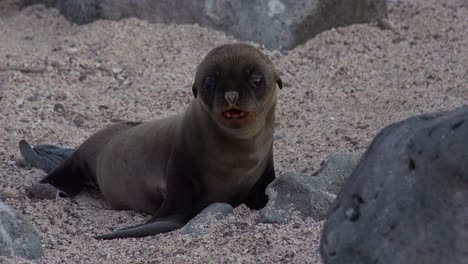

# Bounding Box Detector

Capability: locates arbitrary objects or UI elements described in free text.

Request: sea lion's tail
[19,140,74,173]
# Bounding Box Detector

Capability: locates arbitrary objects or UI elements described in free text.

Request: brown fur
[35,43,283,239]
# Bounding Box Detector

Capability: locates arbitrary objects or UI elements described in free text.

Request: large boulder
[0,201,43,259]
[19,0,387,49]
[321,106,468,264]
[0,0,19,18]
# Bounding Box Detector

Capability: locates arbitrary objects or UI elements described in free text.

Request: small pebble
[15,158,29,168]
[112,67,123,74]
[65,47,79,54]
[2,187,18,199]
[16,98,24,107]
[54,103,65,112]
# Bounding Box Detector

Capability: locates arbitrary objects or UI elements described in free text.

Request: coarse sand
[0,0,466,263]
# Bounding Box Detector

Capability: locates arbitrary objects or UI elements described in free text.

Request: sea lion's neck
[180,100,274,193]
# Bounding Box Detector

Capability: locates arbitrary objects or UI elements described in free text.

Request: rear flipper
[19,139,74,173]
[94,214,187,240]
[20,140,87,197]
[37,156,87,197]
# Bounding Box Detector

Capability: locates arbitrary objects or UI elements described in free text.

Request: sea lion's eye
[203,76,216,91]
[249,72,265,89]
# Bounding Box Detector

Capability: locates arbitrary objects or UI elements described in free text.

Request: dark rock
[321,106,468,264]
[180,203,233,238]
[20,0,387,49]
[72,114,85,127]
[0,201,43,259]
[15,158,30,169]
[53,103,65,112]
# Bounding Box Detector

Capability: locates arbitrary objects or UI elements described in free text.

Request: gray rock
[312,153,362,195]
[20,0,387,49]
[20,0,99,24]
[321,106,468,264]
[262,173,336,222]
[0,201,43,259]
[257,207,291,225]
[180,203,233,238]
[259,153,360,223]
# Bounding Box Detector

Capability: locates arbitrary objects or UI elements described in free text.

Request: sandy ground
[0,0,466,263]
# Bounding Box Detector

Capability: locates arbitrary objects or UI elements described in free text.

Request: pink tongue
[224,110,244,118]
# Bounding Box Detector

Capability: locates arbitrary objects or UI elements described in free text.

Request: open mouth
[222,108,247,120]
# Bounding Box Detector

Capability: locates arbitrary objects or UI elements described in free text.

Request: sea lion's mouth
[222,108,247,120]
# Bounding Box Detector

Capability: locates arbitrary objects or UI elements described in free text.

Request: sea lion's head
[192,43,282,136]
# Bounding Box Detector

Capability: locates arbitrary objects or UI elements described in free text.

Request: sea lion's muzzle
[222,90,248,120]
[224,90,239,105]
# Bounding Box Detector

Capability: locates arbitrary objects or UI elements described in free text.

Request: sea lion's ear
[275,75,283,89]
[192,84,198,98]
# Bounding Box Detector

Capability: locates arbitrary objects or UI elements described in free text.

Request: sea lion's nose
[225,91,239,104]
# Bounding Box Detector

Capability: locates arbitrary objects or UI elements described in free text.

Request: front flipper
[94,214,187,240]
[19,140,74,173]
[243,154,276,209]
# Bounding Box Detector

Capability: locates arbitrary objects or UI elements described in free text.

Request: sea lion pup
[20,43,283,239]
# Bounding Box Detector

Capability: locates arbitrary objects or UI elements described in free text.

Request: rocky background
[0,0,467,263]
[18,0,388,49]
